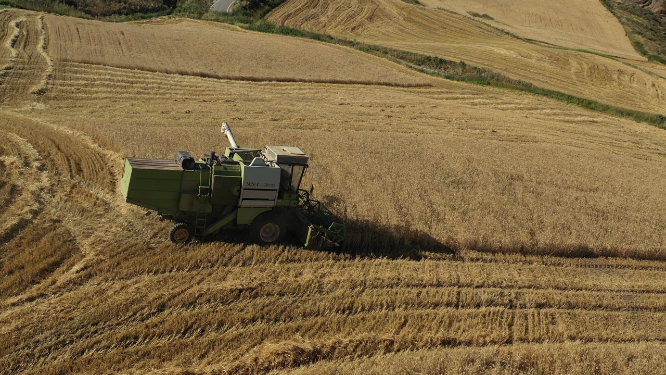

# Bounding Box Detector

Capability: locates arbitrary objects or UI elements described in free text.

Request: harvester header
[120,122,345,248]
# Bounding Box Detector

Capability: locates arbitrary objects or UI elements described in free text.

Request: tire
[249,211,287,245]
[169,222,194,244]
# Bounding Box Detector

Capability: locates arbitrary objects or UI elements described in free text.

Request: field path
[210,0,235,12]
[0,10,51,103]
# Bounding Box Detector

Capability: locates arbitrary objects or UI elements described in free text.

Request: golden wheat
[44,15,429,87]
[35,59,666,259]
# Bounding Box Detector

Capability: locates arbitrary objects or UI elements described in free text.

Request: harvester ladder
[195,165,213,236]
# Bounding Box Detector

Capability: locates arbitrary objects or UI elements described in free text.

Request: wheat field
[44,15,429,86]
[266,0,666,116]
[1,7,666,374]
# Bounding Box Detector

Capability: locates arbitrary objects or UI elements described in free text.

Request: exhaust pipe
[221,122,239,149]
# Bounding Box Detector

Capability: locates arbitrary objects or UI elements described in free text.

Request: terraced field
[1,7,666,374]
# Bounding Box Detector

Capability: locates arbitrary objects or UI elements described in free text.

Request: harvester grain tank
[120,123,345,248]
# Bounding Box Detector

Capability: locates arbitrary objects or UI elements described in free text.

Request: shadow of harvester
[328,219,454,260]
[200,191,451,259]
[203,218,451,260]
[294,193,453,259]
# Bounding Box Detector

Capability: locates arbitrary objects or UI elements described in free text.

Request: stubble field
[1,6,666,374]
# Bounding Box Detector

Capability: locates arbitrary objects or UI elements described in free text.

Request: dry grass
[266,0,666,116]
[2,8,666,374]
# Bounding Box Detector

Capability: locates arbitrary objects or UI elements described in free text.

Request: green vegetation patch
[2,0,176,18]
[0,0,89,17]
[467,11,494,20]
[600,0,666,64]
[172,0,209,17]
[1,0,288,20]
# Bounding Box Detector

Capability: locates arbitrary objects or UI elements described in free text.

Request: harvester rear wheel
[250,212,286,245]
[169,223,194,244]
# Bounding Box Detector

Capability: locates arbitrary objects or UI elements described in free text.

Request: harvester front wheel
[169,223,194,244]
[250,212,286,245]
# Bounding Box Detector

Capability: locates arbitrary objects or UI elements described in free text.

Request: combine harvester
[120,123,345,249]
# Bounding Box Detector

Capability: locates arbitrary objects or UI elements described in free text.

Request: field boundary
[451,9,666,81]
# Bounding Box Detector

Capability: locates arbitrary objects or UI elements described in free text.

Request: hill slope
[267,0,666,116]
[420,0,640,58]
[1,7,666,375]
[44,15,428,86]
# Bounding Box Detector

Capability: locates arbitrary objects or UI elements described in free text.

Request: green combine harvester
[120,123,345,248]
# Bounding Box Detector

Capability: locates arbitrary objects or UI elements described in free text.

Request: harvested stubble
[0,10,51,102]
[282,341,666,375]
[2,9,666,374]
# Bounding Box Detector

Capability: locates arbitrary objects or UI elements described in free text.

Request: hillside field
[44,15,429,86]
[419,0,638,57]
[2,5,666,374]
[267,0,666,116]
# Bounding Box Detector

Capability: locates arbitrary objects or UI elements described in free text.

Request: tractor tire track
[0,11,50,103]
[0,111,145,304]
[0,127,50,246]
[0,14,24,77]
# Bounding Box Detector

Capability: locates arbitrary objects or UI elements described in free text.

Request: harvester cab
[120,122,345,249]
